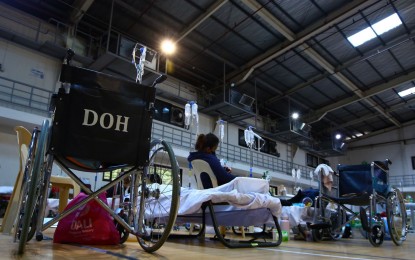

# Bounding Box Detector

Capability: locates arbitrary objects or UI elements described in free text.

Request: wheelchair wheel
[386,188,407,246]
[312,207,346,241]
[311,228,324,241]
[368,224,384,247]
[329,208,346,240]
[17,120,49,254]
[137,139,180,253]
[118,225,130,244]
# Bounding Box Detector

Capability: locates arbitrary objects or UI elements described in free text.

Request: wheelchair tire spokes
[17,120,49,255]
[137,139,180,253]
[13,133,37,244]
[387,188,407,246]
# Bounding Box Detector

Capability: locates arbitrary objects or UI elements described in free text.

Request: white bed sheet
[146,177,282,226]
[177,178,282,216]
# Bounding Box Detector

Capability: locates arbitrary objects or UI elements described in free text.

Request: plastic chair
[191,159,218,189]
[191,159,245,237]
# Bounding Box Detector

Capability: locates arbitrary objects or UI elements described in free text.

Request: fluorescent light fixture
[348,13,402,47]
[398,87,415,97]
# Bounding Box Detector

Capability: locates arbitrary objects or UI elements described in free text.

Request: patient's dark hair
[195,133,219,151]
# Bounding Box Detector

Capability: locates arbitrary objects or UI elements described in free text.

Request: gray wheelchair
[14,50,180,254]
[310,160,407,247]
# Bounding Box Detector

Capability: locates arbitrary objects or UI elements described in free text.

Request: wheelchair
[14,50,181,254]
[310,160,407,247]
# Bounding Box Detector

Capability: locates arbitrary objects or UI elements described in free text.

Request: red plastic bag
[53,192,120,245]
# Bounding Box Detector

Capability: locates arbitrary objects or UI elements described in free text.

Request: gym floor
[0,226,413,260]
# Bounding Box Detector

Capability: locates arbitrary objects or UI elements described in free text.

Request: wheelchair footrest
[308,222,332,229]
[359,207,370,232]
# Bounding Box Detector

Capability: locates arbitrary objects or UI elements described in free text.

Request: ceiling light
[291,112,299,120]
[398,87,415,97]
[335,134,342,140]
[347,13,402,47]
[160,39,176,55]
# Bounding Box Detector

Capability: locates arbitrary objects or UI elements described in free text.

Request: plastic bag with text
[53,192,120,245]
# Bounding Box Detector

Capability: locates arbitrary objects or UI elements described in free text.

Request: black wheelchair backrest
[50,65,156,169]
[338,163,389,197]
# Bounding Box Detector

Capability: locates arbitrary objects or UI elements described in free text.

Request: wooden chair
[49,175,80,213]
[1,126,31,234]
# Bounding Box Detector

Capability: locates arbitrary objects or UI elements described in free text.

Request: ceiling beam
[346,119,415,144]
[300,43,401,127]
[70,0,95,24]
[176,0,228,43]
[265,31,415,105]
[241,0,295,41]
[336,99,415,129]
[303,67,415,124]
[242,0,400,128]
[230,0,377,84]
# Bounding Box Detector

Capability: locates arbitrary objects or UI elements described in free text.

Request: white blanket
[147,177,282,223]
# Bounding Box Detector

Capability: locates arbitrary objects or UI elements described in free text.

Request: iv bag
[244,128,254,148]
[219,122,224,142]
[184,103,191,127]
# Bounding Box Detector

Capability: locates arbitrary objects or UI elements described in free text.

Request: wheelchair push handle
[373,159,392,171]
[385,159,392,165]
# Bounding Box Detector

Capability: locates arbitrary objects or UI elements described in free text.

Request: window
[307,153,318,168]
[103,168,124,181]
[238,129,280,157]
[319,157,330,166]
[307,153,329,168]
[103,166,183,186]
[152,164,183,187]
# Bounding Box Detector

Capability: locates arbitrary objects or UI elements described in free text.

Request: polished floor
[0,226,413,260]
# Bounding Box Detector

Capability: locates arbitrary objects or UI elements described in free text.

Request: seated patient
[187,133,311,207]
[188,133,236,189]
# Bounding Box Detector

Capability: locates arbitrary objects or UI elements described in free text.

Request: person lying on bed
[188,133,236,189]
